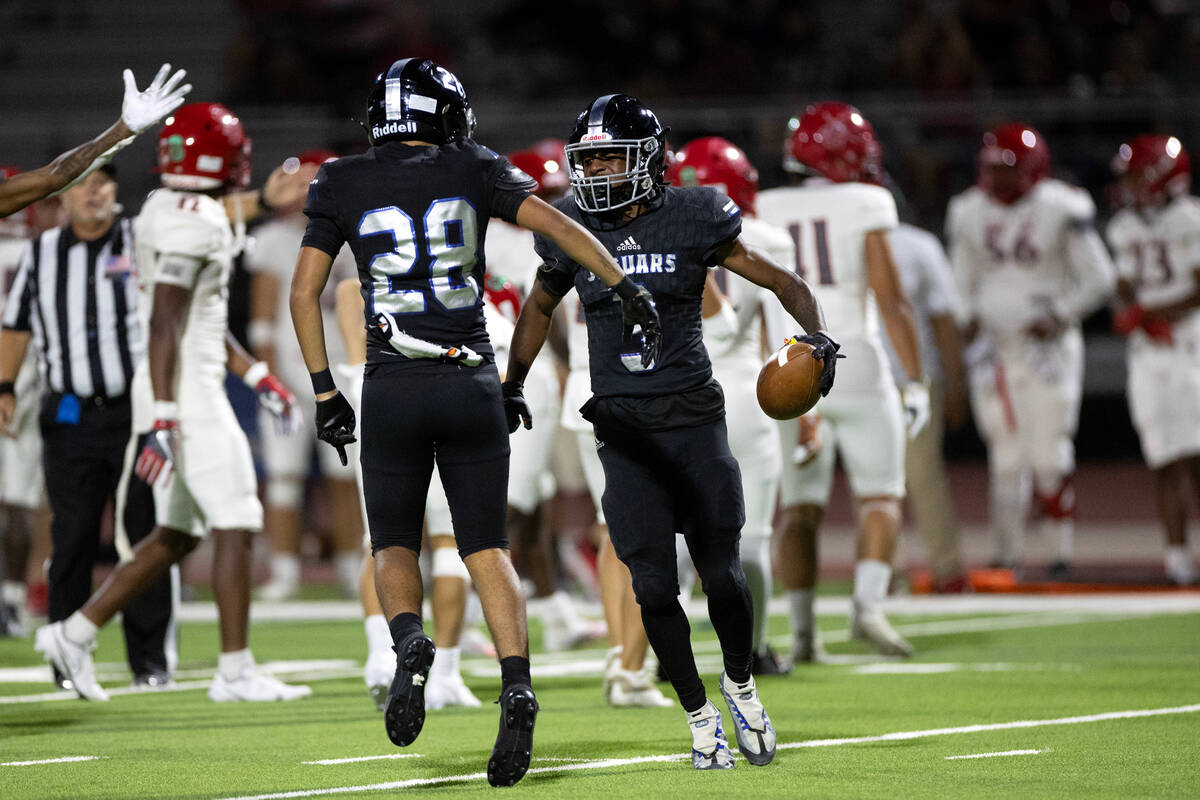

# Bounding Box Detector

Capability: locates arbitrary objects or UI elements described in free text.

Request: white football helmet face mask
[566,136,661,213]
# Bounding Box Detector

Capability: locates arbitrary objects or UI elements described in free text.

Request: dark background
[4,0,1196,466]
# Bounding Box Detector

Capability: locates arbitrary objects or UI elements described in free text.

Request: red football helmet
[666,137,759,216]
[484,274,522,323]
[783,101,882,184]
[1111,134,1191,207]
[977,123,1050,204]
[508,138,568,200]
[157,102,251,191]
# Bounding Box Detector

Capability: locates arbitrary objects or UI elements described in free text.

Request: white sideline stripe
[181,592,1200,623]
[1,756,101,766]
[945,749,1044,760]
[303,755,421,765]
[216,704,1200,800]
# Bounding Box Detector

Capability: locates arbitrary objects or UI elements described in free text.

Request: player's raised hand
[617,283,662,368]
[501,380,533,433]
[794,331,842,396]
[121,64,191,134]
[315,391,356,466]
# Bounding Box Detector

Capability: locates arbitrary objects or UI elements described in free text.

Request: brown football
[756,340,823,420]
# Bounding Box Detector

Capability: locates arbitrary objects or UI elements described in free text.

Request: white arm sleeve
[1060,224,1117,321]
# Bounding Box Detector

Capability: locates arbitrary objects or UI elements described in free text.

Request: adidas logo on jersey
[616,236,640,252]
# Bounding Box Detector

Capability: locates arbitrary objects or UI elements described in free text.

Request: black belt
[45,391,130,408]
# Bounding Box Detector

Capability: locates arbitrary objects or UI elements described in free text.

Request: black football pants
[42,395,173,678]
[595,415,754,712]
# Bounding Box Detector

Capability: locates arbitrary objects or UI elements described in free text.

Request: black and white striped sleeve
[3,241,35,332]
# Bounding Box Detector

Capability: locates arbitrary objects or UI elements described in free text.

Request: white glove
[121,63,192,134]
[900,379,931,439]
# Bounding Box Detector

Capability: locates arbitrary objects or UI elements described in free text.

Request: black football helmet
[566,94,667,213]
[365,58,476,146]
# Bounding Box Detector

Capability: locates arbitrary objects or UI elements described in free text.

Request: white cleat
[608,668,674,708]
[425,670,482,710]
[850,602,914,657]
[602,646,622,700]
[256,578,299,602]
[687,700,735,770]
[718,672,776,766]
[209,668,312,702]
[459,627,496,658]
[365,649,397,711]
[541,619,599,652]
[35,622,108,702]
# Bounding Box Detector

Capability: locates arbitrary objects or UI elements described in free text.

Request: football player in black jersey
[505,94,840,771]
[289,60,661,788]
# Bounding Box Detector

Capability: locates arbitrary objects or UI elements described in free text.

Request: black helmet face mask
[566,137,661,213]
[566,94,666,214]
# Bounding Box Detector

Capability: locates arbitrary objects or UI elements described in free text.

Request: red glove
[244,362,301,434]
[135,418,179,486]
[1141,313,1174,345]
[1112,304,1145,336]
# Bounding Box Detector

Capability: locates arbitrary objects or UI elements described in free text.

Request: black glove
[794,331,843,396]
[502,380,532,434]
[314,391,357,466]
[616,281,662,368]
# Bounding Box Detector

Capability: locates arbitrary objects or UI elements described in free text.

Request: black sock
[387,612,423,646]
[641,599,706,712]
[708,584,754,685]
[499,655,531,690]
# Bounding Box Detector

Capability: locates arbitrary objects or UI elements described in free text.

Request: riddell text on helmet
[371,121,419,139]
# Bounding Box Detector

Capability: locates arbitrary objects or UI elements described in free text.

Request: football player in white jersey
[0,175,46,635]
[666,137,790,674]
[1107,134,1200,586]
[758,102,928,660]
[246,148,363,602]
[33,103,311,703]
[881,213,970,593]
[946,123,1115,577]
[486,142,602,651]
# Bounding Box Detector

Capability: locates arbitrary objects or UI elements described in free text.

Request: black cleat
[487,684,539,787]
[384,632,436,747]
[751,645,792,676]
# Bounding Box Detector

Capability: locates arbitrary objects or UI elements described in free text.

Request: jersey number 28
[359,199,480,314]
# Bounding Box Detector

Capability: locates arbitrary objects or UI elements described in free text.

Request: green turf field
[2,595,1198,799]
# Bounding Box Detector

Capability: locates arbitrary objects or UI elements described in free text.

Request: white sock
[853,559,892,610]
[2,580,26,606]
[364,614,391,656]
[1165,546,1195,584]
[335,551,361,594]
[63,611,98,645]
[432,646,460,678]
[270,553,300,585]
[218,648,255,681]
[786,589,815,636]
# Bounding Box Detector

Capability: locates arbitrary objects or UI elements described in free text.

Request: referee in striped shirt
[0,164,174,687]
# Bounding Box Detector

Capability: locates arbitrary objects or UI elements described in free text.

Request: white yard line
[302,755,421,766]
[945,749,1045,760]
[216,704,1200,800]
[1,756,102,766]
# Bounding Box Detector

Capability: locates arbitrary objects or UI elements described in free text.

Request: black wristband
[310,368,336,395]
[0,381,13,396]
[613,276,640,300]
[257,187,275,213]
